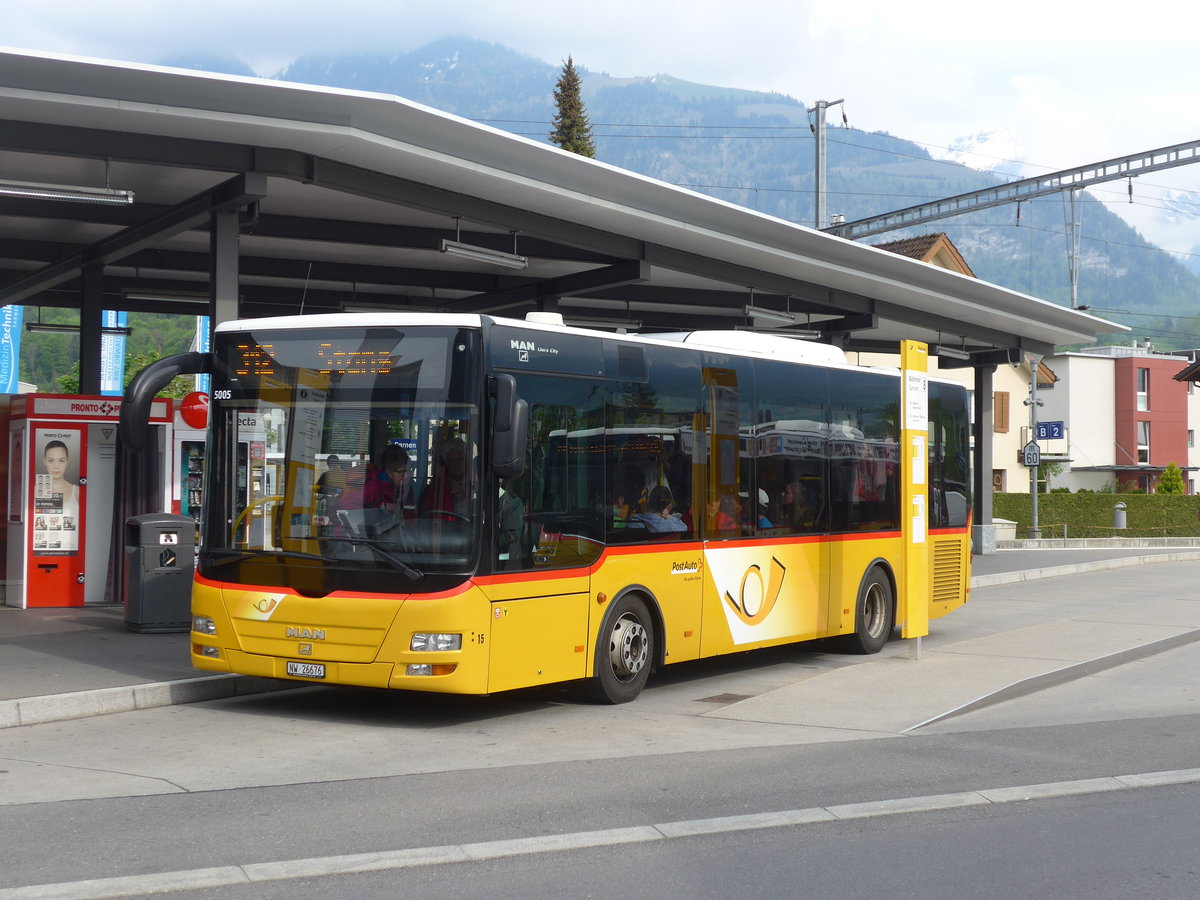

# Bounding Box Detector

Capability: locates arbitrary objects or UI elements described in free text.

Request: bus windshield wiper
[312,536,425,583]
[204,548,328,569]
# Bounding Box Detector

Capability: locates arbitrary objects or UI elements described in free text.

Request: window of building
[1138,420,1150,464]
[1137,368,1150,411]
[1190,430,1195,449]
[993,391,1009,433]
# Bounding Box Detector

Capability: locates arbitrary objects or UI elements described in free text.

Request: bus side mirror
[492,374,528,479]
[120,351,213,452]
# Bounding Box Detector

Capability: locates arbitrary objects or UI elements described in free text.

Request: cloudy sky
[6,0,1199,260]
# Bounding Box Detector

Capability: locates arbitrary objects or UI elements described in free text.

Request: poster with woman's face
[33,427,82,556]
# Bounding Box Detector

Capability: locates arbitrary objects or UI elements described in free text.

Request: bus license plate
[286,661,326,679]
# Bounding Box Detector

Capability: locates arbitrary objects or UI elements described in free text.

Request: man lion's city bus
[122,313,971,703]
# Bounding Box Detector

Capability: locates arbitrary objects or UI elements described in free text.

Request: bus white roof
[214,312,484,333]
[651,330,846,364]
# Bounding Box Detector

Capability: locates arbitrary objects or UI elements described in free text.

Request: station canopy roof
[0,48,1121,361]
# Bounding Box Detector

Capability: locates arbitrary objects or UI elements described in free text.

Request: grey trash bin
[1113,502,1128,531]
[124,513,195,633]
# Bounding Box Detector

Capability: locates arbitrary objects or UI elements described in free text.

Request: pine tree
[549,56,596,158]
[1158,461,1185,494]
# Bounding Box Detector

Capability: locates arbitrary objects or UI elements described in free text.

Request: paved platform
[4,546,1200,731]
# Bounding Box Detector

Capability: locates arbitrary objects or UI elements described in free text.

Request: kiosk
[6,394,171,607]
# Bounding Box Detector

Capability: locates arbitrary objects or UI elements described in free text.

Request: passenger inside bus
[316,454,348,495]
[626,485,687,533]
[609,492,631,528]
[739,489,773,529]
[707,493,738,535]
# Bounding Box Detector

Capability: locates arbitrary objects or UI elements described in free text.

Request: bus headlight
[406,664,458,676]
[410,632,462,652]
[193,616,217,635]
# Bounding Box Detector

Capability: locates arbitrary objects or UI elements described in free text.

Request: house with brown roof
[862,233,1054,497]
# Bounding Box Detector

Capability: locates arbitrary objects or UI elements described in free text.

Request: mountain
[157,54,258,78]
[181,39,1200,349]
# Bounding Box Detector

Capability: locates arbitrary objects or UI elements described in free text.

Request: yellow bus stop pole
[899,340,929,653]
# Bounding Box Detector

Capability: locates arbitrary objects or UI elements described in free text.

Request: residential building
[1044,343,1191,493]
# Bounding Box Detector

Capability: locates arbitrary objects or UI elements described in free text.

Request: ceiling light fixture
[735,325,822,340]
[0,179,135,206]
[440,217,528,270]
[933,344,972,361]
[744,305,800,326]
[122,290,210,304]
[440,239,529,270]
[26,322,132,335]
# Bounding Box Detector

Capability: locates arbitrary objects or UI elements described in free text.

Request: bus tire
[839,566,894,655]
[587,594,655,704]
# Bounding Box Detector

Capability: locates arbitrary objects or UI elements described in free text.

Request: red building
[1113,355,1189,492]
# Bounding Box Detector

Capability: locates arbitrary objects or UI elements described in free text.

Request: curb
[0,674,298,730]
[970,549,1200,588]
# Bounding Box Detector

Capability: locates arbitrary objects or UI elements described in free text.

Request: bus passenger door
[481,365,605,693]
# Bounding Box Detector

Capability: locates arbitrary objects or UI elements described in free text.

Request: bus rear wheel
[839,566,894,655]
[587,595,654,704]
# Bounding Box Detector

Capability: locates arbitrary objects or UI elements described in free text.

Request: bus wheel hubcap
[610,616,647,680]
[864,583,885,637]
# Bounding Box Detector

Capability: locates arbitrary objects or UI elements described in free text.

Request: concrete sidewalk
[3,546,1199,731]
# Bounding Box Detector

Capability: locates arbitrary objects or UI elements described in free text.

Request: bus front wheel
[587,595,655,704]
[839,566,894,655]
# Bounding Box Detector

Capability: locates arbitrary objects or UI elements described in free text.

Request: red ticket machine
[6,394,172,607]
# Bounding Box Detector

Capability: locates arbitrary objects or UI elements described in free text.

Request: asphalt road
[4,562,1200,898]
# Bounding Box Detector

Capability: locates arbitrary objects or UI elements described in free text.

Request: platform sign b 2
[1036,421,1064,440]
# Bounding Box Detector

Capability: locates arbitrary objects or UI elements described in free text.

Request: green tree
[1159,461,1186,495]
[1037,460,1065,492]
[549,56,596,158]
[55,350,194,398]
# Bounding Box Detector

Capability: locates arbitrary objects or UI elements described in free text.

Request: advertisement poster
[33,427,83,556]
[99,309,128,396]
[0,304,22,394]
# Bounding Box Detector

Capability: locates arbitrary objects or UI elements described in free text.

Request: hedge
[993,492,1200,538]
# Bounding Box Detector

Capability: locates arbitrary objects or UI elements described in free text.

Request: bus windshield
[201,324,482,595]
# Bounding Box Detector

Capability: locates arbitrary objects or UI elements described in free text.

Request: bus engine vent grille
[931,539,963,604]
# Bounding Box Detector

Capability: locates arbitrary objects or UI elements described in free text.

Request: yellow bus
[122,312,971,703]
